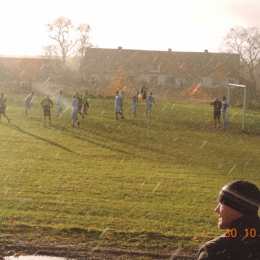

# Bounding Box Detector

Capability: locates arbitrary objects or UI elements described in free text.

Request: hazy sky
[0,0,259,56]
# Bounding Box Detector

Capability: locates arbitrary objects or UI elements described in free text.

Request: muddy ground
[2,243,197,260]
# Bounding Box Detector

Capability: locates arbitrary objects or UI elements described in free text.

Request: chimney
[118,46,122,50]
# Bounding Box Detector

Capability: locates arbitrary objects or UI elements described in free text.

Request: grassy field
[0,93,260,253]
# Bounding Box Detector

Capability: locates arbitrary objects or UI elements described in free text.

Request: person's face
[215,202,240,229]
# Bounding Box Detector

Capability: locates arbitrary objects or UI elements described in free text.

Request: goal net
[228,84,247,131]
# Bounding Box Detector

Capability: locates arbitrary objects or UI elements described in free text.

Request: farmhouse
[0,57,61,91]
[81,47,240,88]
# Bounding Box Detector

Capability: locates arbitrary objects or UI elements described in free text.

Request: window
[166,77,175,84]
[213,77,220,85]
[150,64,160,73]
[150,76,158,84]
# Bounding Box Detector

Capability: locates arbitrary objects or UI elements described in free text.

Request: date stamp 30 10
[225,228,259,238]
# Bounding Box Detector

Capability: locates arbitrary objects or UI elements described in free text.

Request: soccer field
[0,94,260,253]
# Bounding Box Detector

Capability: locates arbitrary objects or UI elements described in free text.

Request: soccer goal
[227,84,247,131]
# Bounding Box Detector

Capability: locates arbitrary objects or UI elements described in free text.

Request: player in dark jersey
[0,92,10,123]
[40,95,53,126]
[75,92,84,119]
[210,98,222,128]
[82,90,90,115]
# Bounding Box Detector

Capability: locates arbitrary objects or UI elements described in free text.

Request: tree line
[43,17,92,64]
[220,26,260,92]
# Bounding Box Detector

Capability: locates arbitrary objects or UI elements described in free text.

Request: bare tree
[46,17,78,64]
[42,45,59,59]
[220,26,260,90]
[76,23,92,60]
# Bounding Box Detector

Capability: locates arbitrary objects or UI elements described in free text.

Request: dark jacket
[210,100,222,112]
[198,215,260,260]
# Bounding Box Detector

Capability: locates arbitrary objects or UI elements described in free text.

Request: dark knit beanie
[218,181,260,216]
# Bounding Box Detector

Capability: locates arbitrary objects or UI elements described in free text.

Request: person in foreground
[198,180,260,260]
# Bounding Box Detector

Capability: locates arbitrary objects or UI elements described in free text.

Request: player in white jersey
[24,91,34,116]
[57,90,63,117]
[222,96,229,128]
[146,92,155,117]
[115,90,125,120]
[132,91,139,116]
[71,95,80,127]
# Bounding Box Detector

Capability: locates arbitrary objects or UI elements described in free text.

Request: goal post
[228,84,247,131]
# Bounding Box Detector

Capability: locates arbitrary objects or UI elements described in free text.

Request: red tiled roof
[0,57,61,81]
[81,48,240,78]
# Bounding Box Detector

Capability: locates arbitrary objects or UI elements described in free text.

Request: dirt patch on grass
[2,242,197,260]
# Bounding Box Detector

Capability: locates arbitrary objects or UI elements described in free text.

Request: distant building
[81,47,240,87]
[0,57,61,90]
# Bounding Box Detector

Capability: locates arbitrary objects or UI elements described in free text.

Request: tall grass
[0,94,260,251]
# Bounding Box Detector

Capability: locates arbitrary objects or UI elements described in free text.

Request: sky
[0,0,260,56]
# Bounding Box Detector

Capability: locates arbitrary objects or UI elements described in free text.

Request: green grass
[0,94,260,252]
